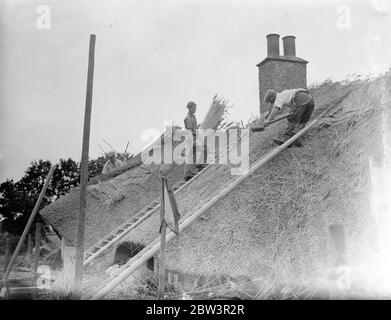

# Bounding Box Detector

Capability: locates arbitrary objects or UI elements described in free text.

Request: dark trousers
[285,94,315,136]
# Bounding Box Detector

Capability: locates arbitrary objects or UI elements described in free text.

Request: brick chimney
[266,33,280,57]
[282,35,296,56]
[257,34,308,114]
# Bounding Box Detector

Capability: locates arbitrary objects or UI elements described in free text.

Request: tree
[88,156,106,178]
[0,179,38,235]
[50,158,80,200]
[0,155,107,235]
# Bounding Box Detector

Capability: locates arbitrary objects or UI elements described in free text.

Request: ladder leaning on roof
[83,180,188,266]
[84,123,247,266]
[87,99,344,300]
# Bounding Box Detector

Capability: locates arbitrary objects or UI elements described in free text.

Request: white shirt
[274,88,307,109]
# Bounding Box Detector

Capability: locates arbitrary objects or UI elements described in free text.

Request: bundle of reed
[200,95,233,130]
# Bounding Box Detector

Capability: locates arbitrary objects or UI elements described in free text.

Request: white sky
[0,0,390,182]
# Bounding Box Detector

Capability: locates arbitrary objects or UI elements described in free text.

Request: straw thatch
[200,95,232,130]
[40,96,232,250]
[117,74,391,298]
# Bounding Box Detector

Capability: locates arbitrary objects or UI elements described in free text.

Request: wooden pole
[158,178,167,299]
[32,223,41,298]
[63,246,77,297]
[27,234,33,262]
[328,224,349,299]
[3,234,11,273]
[2,165,56,281]
[74,34,96,299]
[32,223,41,285]
[61,237,67,262]
[328,224,346,267]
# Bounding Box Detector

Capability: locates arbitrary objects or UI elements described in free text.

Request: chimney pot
[282,35,296,56]
[266,33,280,57]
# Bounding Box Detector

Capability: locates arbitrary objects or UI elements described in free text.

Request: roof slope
[118,75,391,290]
[41,96,231,249]
[157,74,391,295]
[41,162,185,248]
[120,83,368,250]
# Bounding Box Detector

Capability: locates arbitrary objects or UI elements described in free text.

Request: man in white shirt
[102,151,124,175]
[263,88,315,146]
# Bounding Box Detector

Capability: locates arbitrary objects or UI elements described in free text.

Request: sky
[0,0,390,182]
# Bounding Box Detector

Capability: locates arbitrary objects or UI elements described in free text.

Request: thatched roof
[41,163,185,249]
[41,96,232,250]
[119,75,391,285]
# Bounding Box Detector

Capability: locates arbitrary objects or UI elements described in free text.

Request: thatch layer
[41,96,232,249]
[119,75,390,295]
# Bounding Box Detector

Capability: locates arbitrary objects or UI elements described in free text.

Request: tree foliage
[0,156,106,235]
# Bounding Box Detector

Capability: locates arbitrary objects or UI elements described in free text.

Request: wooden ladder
[83,179,188,266]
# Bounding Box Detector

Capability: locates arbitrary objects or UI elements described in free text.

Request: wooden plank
[32,223,41,290]
[74,34,96,299]
[3,234,11,273]
[328,224,350,299]
[2,165,56,281]
[158,178,167,299]
[26,234,32,262]
[8,286,40,295]
[328,224,346,267]
[61,237,67,261]
[63,246,76,296]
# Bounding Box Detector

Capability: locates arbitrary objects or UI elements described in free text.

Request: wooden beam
[328,224,349,299]
[2,165,56,281]
[3,234,11,273]
[158,178,167,299]
[328,224,346,267]
[8,286,41,295]
[74,34,96,299]
[32,223,41,289]
[64,246,77,296]
[26,233,32,262]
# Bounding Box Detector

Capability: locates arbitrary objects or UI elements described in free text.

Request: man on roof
[101,151,124,175]
[183,101,205,181]
[263,88,315,146]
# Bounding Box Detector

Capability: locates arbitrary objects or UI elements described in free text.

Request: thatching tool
[251,113,292,132]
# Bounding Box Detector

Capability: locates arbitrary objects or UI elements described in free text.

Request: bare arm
[264,106,280,124]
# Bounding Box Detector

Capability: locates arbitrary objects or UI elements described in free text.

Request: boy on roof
[263,88,315,146]
[102,151,123,174]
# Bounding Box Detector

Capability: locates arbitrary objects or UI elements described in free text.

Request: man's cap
[186,101,197,109]
[264,90,277,104]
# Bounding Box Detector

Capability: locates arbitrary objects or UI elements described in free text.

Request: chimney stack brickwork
[257,34,308,114]
[266,33,280,57]
[282,35,296,56]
